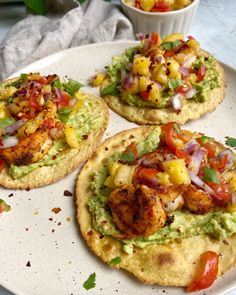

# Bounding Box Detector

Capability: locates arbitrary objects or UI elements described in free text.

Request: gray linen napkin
[0,0,135,81]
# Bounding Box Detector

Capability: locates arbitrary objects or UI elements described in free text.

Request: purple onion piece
[190,147,206,174]
[136,33,145,41]
[4,119,27,135]
[155,82,163,90]
[0,136,19,149]
[179,66,189,77]
[185,88,196,99]
[189,172,215,196]
[122,73,134,90]
[54,87,63,100]
[217,149,235,167]
[184,139,200,154]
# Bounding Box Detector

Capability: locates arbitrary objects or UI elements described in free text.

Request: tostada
[76,123,236,290]
[0,73,108,189]
[94,33,225,125]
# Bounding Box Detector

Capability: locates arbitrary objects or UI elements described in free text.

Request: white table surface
[0,0,236,294]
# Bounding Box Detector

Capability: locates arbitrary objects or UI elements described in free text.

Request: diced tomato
[151,32,159,45]
[203,143,216,158]
[207,180,231,206]
[140,91,149,101]
[187,251,219,292]
[176,85,190,94]
[153,0,171,12]
[197,64,206,81]
[209,154,228,172]
[135,0,140,9]
[38,76,47,85]
[188,35,195,40]
[128,143,138,158]
[0,159,5,171]
[175,149,191,164]
[161,123,176,153]
[134,167,159,188]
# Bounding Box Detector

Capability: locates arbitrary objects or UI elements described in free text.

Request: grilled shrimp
[183,184,213,214]
[0,128,52,166]
[108,184,167,238]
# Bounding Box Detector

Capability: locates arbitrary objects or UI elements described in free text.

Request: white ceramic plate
[0,41,236,295]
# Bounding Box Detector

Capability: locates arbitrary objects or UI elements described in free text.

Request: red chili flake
[26,261,31,267]
[51,207,61,214]
[58,222,61,226]
[8,193,14,198]
[25,228,29,231]
[83,134,88,140]
[25,187,31,192]
[52,229,55,233]
[52,155,57,160]
[63,190,73,197]
[48,217,53,221]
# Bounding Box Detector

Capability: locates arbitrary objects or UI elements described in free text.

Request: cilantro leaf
[168,79,183,90]
[63,80,83,96]
[23,0,46,15]
[52,79,63,90]
[225,137,236,148]
[58,107,72,124]
[109,256,121,265]
[119,151,135,163]
[0,117,15,128]
[8,73,28,88]
[101,82,119,96]
[161,41,181,51]
[83,273,96,290]
[202,167,220,184]
[173,123,181,134]
[198,135,214,145]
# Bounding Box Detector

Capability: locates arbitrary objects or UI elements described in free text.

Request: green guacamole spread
[88,128,236,254]
[9,98,102,179]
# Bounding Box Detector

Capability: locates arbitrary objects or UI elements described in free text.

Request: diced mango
[163,159,191,185]
[126,77,140,94]
[133,55,151,76]
[93,73,106,87]
[105,161,135,188]
[64,126,79,148]
[166,58,180,79]
[162,33,184,43]
[187,73,198,85]
[0,102,8,119]
[230,177,236,192]
[149,83,161,104]
[156,172,171,185]
[0,86,17,100]
[187,39,200,50]
[140,0,155,12]
[139,76,150,92]
[152,65,168,85]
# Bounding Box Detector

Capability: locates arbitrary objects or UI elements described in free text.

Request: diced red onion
[184,139,200,154]
[182,56,196,69]
[155,82,163,90]
[165,195,184,212]
[185,88,196,99]
[16,89,27,96]
[171,93,182,112]
[190,147,206,174]
[4,119,27,135]
[30,80,42,88]
[43,92,51,102]
[54,88,63,101]
[69,98,77,107]
[0,136,18,149]
[122,73,134,90]
[154,55,165,64]
[49,127,58,139]
[179,66,189,77]
[217,149,234,167]
[136,33,145,41]
[146,37,152,51]
[189,172,215,196]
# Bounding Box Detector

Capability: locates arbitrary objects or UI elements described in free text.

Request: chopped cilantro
[202,167,220,184]
[161,41,181,51]
[9,73,28,88]
[83,273,96,290]
[198,135,214,145]
[58,107,72,123]
[101,82,119,96]
[225,137,236,148]
[52,79,63,90]
[119,151,135,163]
[109,256,121,265]
[63,79,83,96]
[173,123,181,134]
[168,79,183,90]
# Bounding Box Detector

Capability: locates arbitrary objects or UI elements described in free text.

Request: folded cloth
[0,0,135,81]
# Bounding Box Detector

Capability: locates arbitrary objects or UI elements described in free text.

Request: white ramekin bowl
[121,0,200,37]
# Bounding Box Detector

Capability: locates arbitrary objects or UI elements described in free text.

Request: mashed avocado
[88,128,236,254]
[9,97,103,179]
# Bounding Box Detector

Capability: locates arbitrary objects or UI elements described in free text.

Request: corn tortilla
[76,127,236,286]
